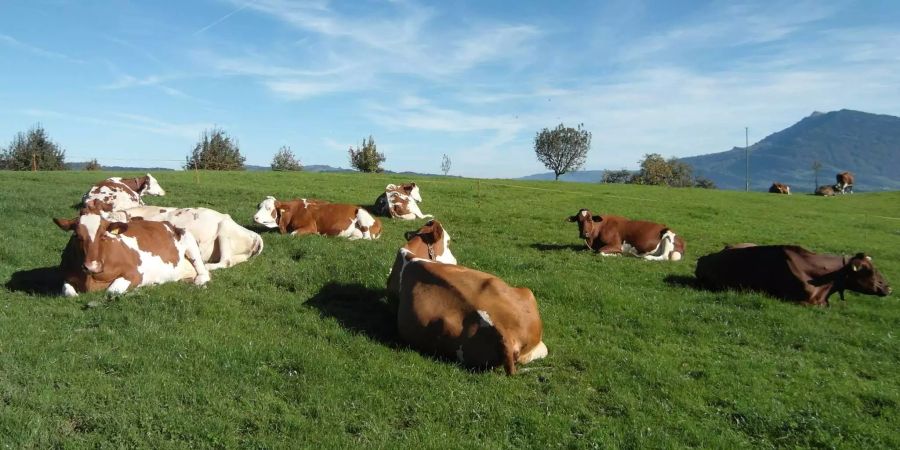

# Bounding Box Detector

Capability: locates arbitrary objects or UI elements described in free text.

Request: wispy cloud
[194,2,252,35]
[0,33,85,64]
[22,108,212,140]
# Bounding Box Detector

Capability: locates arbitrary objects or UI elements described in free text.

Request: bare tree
[812,160,822,193]
[441,153,451,176]
[534,123,591,180]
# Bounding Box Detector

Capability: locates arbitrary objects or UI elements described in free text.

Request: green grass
[1,170,898,448]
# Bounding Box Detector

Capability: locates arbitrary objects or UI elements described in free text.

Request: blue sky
[1,1,899,177]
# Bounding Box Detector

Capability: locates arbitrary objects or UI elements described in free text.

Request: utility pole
[744,127,749,192]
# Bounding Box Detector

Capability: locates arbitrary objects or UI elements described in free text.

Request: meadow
[0,170,898,448]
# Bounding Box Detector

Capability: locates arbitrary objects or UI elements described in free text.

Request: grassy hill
[681,109,900,192]
[1,171,898,447]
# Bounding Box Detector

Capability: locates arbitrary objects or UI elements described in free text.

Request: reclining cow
[374,183,432,220]
[815,185,836,196]
[567,209,685,261]
[387,220,547,375]
[695,244,891,305]
[81,173,166,211]
[253,196,381,240]
[835,171,854,194]
[108,206,263,270]
[53,212,209,297]
[769,182,791,194]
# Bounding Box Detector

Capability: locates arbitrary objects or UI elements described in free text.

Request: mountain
[518,170,608,183]
[66,162,174,171]
[680,109,900,192]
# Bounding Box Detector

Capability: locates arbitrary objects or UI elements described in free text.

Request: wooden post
[32,153,37,172]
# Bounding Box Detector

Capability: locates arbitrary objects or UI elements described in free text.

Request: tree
[694,177,717,189]
[534,123,591,180]
[1,124,66,171]
[184,127,245,170]
[441,154,451,176]
[271,146,302,171]
[667,158,694,187]
[631,153,672,185]
[85,159,102,171]
[602,169,632,184]
[348,135,385,173]
[812,160,822,192]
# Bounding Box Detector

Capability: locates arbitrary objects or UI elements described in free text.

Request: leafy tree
[348,135,385,173]
[602,169,632,184]
[630,153,672,185]
[441,153,451,176]
[85,159,102,171]
[1,124,66,171]
[667,158,694,187]
[694,177,717,189]
[184,127,245,170]
[271,146,302,171]
[534,123,591,180]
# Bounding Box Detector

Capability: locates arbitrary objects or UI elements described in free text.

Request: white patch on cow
[476,310,494,327]
[253,196,279,228]
[622,241,640,257]
[339,218,362,239]
[581,210,590,217]
[80,214,102,242]
[107,277,131,295]
[62,283,78,297]
[396,247,431,288]
[436,229,457,265]
[670,251,683,261]
[519,341,549,364]
[410,185,422,202]
[600,252,620,257]
[406,199,432,220]
[143,173,166,196]
[866,256,872,261]
[117,234,183,286]
[641,231,676,261]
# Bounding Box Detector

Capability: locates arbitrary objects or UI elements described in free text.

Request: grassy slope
[0,171,898,448]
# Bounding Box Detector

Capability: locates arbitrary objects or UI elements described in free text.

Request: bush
[602,169,632,184]
[348,136,385,173]
[184,128,245,170]
[1,124,66,171]
[271,146,302,171]
[85,159,102,171]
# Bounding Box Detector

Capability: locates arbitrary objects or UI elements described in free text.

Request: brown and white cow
[253,196,381,240]
[387,221,546,375]
[81,174,166,211]
[374,183,431,220]
[836,171,854,194]
[815,185,836,196]
[108,206,264,270]
[695,244,891,305]
[567,209,685,261]
[53,213,209,297]
[769,182,791,194]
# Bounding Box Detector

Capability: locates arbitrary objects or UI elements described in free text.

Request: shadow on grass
[6,266,63,295]
[305,283,399,346]
[663,274,702,290]
[529,243,585,252]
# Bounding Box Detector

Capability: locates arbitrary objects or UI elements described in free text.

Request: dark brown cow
[836,171,854,194]
[81,174,166,211]
[387,220,547,375]
[54,212,209,297]
[769,182,791,194]
[815,185,836,196]
[696,244,891,305]
[567,209,684,261]
[253,196,381,240]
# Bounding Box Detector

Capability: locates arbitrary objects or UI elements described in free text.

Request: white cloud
[0,33,85,64]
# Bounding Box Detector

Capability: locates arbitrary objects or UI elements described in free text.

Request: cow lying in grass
[81,173,166,211]
[253,196,381,240]
[769,182,791,194]
[108,206,264,270]
[387,220,547,375]
[53,212,209,297]
[567,209,685,261]
[374,183,432,220]
[695,244,891,305]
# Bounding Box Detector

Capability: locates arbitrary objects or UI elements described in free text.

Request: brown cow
[387,221,547,375]
[398,219,457,264]
[769,182,791,194]
[81,174,166,211]
[815,185,836,196]
[695,245,891,305]
[567,209,685,261]
[253,196,381,240]
[54,212,209,297]
[836,171,854,194]
[374,183,431,220]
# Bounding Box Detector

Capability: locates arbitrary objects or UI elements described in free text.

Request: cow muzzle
[83,261,103,274]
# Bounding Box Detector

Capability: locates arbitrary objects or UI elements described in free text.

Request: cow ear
[430,221,444,241]
[591,215,602,222]
[107,223,128,235]
[385,184,396,190]
[566,216,577,222]
[54,218,76,231]
[404,231,417,241]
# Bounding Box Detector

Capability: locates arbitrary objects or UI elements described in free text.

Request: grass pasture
[1,170,899,448]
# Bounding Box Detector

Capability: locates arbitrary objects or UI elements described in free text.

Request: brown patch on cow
[274,198,370,237]
[118,176,148,193]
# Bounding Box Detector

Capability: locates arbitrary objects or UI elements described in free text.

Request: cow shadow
[663,274,702,290]
[529,243,585,252]
[6,266,63,296]
[305,283,399,346]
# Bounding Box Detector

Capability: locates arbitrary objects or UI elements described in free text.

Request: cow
[397,219,457,264]
[107,206,264,270]
[387,221,547,375]
[81,173,166,211]
[53,212,210,297]
[566,209,685,261]
[695,244,891,305]
[815,185,836,196]
[253,196,381,240]
[836,171,854,194]
[374,183,432,220]
[769,182,791,194]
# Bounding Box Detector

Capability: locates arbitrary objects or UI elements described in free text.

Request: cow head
[54,213,127,274]
[253,196,280,228]
[843,254,891,297]
[387,183,422,202]
[567,209,601,240]
[140,173,166,196]
[403,219,456,264]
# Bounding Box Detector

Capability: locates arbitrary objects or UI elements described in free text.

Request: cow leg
[205,231,234,271]
[597,244,623,256]
[107,277,132,295]
[62,283,79,297]
[181,232,211,286]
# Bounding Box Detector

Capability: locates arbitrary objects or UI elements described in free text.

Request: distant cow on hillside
[769,182,791,194]
[815,185,836,196]
[836,171,854,194]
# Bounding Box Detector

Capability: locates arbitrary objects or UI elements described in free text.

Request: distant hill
[680,109,900,192]
[518,170,608,183]
[66,162,174,172]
